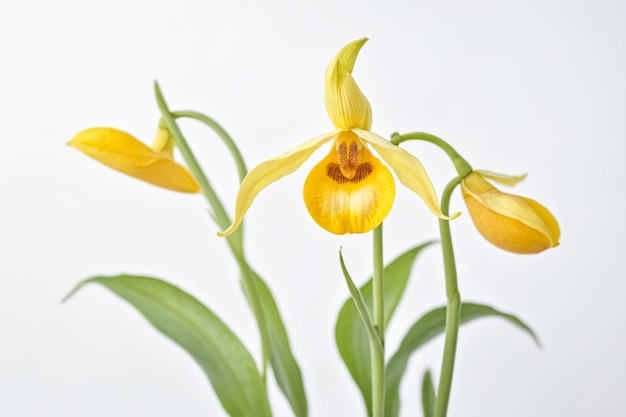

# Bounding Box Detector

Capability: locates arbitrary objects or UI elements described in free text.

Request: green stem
[432,176,463,417]
[390,132,472,178]
[170,110,248,183]
[153,82,244,258]
[371,224,385,417]
[390,131,469,417]
[153,82,269,385]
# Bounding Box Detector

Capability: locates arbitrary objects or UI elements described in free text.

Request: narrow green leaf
[339,249,382,354]
[421,370,436,417]
[385,302,540,417]
[64,275,271,417]
[244,268,308,417]
[335,242,435,415]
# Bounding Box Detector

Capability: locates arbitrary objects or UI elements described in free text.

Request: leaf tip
[61,278,94,303]
[531,333,543,349]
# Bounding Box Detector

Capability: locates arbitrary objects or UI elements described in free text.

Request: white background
[1,1,624,416]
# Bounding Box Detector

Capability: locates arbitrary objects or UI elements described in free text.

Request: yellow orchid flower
[67,127,200,193]
[461,170,560,254]
[219,38,457,236]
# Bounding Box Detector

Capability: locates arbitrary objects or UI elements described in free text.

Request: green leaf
[335,242,435,415]
[244,268,308,417]
[338,249,382,354]
[385,302,540,417]
[64,275,271,417]
[421,370,436,417]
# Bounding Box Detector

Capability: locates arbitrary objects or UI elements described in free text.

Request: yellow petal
[68,127,200,193]
[462,172,560,253]
[353,128,460,220]
[303,143,395,234]
[218,129,341,237]
[522,197,561,245]
[475,169,527,187]
[151,126,175,159]
[324,38,372,130]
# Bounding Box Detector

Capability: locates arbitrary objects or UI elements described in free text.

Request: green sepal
[64,275,272,417]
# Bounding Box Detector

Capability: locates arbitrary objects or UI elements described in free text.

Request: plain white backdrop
[1,1,624,416]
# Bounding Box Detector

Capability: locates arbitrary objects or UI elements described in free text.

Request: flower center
[336,140,359,178]
[327,131,373,183]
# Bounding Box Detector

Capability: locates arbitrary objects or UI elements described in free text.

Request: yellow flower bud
[68,127,200,193]
[461,171,560,254]
[150,126,175,159]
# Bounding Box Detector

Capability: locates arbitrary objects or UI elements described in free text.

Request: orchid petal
[150,127,175,159]
[462,172,560,253]
[354,128,460,220]
[303,145,395,235]
[475,169,527,187]
[325,38,372,130]
[68,127,200,193]
[218,129,341,237]
[473,192,554,238]
[522,197,561,244]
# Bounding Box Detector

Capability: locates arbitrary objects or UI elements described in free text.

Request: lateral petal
[218,129,341,236]
[354,128,460,220]
[476,169,527,187]
[68,127,200,193]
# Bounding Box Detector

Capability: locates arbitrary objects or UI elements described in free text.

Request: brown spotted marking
[336,140,360,179]
[326,162,373,184]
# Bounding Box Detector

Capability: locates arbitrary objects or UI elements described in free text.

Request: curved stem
[153,82,269,385]
[391,131,470,416]
[170,110,248,183]
[153,82,244,257]
[390,132,473,178]
[432,176,463,417]
[371,224,385,417]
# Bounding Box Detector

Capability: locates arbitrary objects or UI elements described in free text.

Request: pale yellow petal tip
[67,130,91,147]
[336,38,368,70]
[436,210,462,221]
[217,223,238,237]
[181,179,202,194]
[326,38,369,83]
[476,170,528,187]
